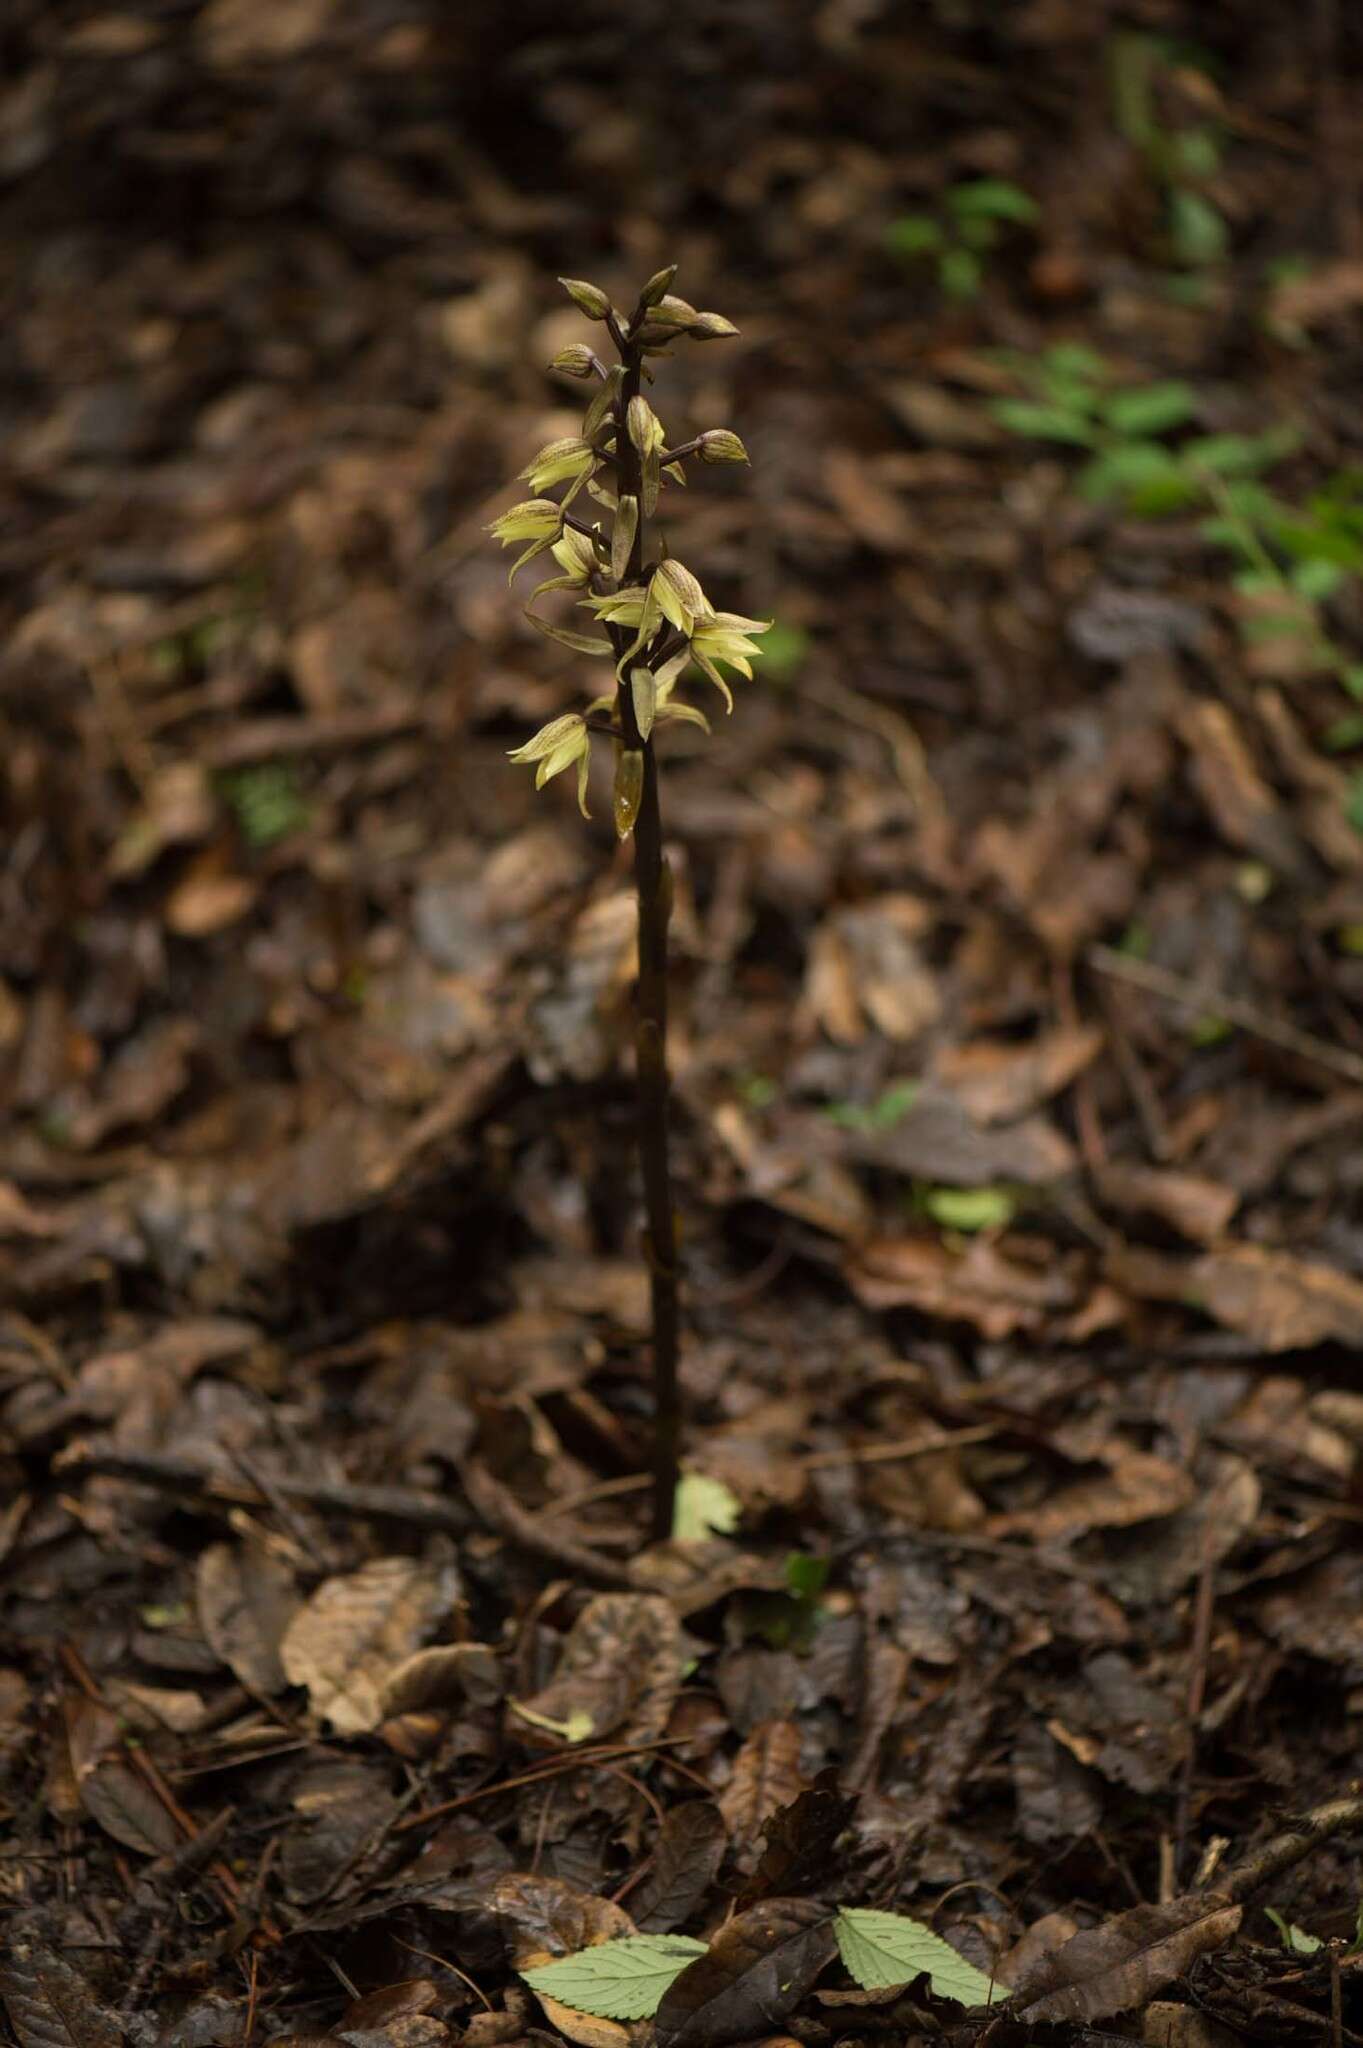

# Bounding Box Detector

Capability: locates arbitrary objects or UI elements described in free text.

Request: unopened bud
[630,666,657,740]
[638,264,679,309]
[690,310,740,340]
[613,747,645,840]
[697,429,749,464]
[551,343,597,378]
[559,277,612,321]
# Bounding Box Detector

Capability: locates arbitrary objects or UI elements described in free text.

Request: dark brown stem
[612,336,681,1543]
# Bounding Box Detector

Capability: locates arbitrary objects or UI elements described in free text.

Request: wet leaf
[736,1769,856,1910]
[1011,1893,1242,2025]
[654,1898,838,2048]
[521,1936,708,2018]
[834,1908,1005,2004]
[718,1719,806,1856]
[280,1557,461,1733]
[632,1802,727,1932]
[0,1939,124,2048]
[511,1593,683,1746]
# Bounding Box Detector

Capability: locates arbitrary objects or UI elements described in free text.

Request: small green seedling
[1200,468,1363,735]
[886,179,1038,301]
[221,762,311,849]
[1109,32,1229,270]
[490,270,771,1540]
[990,345,1293,516]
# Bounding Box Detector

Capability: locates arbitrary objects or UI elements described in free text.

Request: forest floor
[5,3,1363,2043]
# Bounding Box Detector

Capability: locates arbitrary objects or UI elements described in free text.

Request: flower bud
[550,343,598,378]
[690,311,740,340]
[697,429,749,465]
[559,277,612,321]
[613,747,645,840]
[638,264,679,309]
[630,666,657,740]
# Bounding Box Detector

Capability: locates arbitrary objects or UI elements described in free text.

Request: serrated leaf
[672,1472,741,1543]
[522,1936,709,2019]
[834,1908,1006,2006]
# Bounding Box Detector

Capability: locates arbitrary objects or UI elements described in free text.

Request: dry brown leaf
[1093,1161,1238,1244]
[281,1556,462,1733]
[988,1446,1192,1543]
[848,1235,1074,1339]
[1012,1892,1242,2026]
[490,1871,635,1965]
[510,1592,683,1746]
[1257,1553,1363,1666]
[719,1719,806,1857]
[1190,1245,1363,1350]
[932,1026,1103,1124]
[197,1539,300,1696]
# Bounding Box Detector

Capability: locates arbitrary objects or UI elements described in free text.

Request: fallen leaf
[197,1539,299,1695]
[1011,1892,1242,2025]
[988,1445,1192,1543]
[736,1769,856,1910]
[1190,1245,1363,1349]
[521,1936,708,2019]
[834,1907,1004,2003]
[633,1803,728,1932]
[0,1939,123,2048]
[654,1899,837,2048]
[511,1593,683,1747]
[281,1557,462,1733]
[932,1026,1103,1124]
[719,1720,806,1857]
[848,1235,1074,1339]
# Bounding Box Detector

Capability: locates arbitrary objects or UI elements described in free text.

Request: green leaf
[990,400,1096,446]
[673,1472,742,1543]
[522,1936,709,2020]
[1182,428,1296,478]
[939,247,982,300]
[1347,772,1363,836]
[1291,556,1344,601]
[1343,664,1363,702]
[925,1185,1016,1232]
[835,1909,1006,2006]
[1169,187,1228,266]
[760,620,810,680]
[785,1551,831,1601]
[1264,1908,1323,1956]
[1100,381,1197,437]
[885,215,943,258]
[946,178,1038,225]
[1079,442,1196,514]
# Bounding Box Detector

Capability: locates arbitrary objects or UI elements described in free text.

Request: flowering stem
[611,330,681,1543]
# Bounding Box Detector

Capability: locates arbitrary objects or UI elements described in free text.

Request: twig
[1088,943,1363,1088]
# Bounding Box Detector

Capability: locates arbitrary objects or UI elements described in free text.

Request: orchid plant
[490,268,770,1538]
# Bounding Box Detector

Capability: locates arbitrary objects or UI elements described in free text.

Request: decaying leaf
[490,1871,636,1966]
[719,1719,806,1857]
[510,1593,683,1746]
[737,1769,856,1910]
[280,1557,462,1733]
[988,1443,1193,1543]
[0,1939,124,2048]
[197,1539,300,1695]
[932,1025,1103,1124]
[654,1899,838,2048]
[633,1803,728,1932]
[1010,1892,1242,2026]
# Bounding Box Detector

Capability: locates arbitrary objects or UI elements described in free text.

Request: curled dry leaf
[280,1556,462,1733]
[197,1538,300,1695]
[719,1719,806,1859]
[510,1593,683,1746]
[1010,1892,1242,2026]
[655,1898,837,2048]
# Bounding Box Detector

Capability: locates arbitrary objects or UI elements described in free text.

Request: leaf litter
[8,5,1363,2046]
